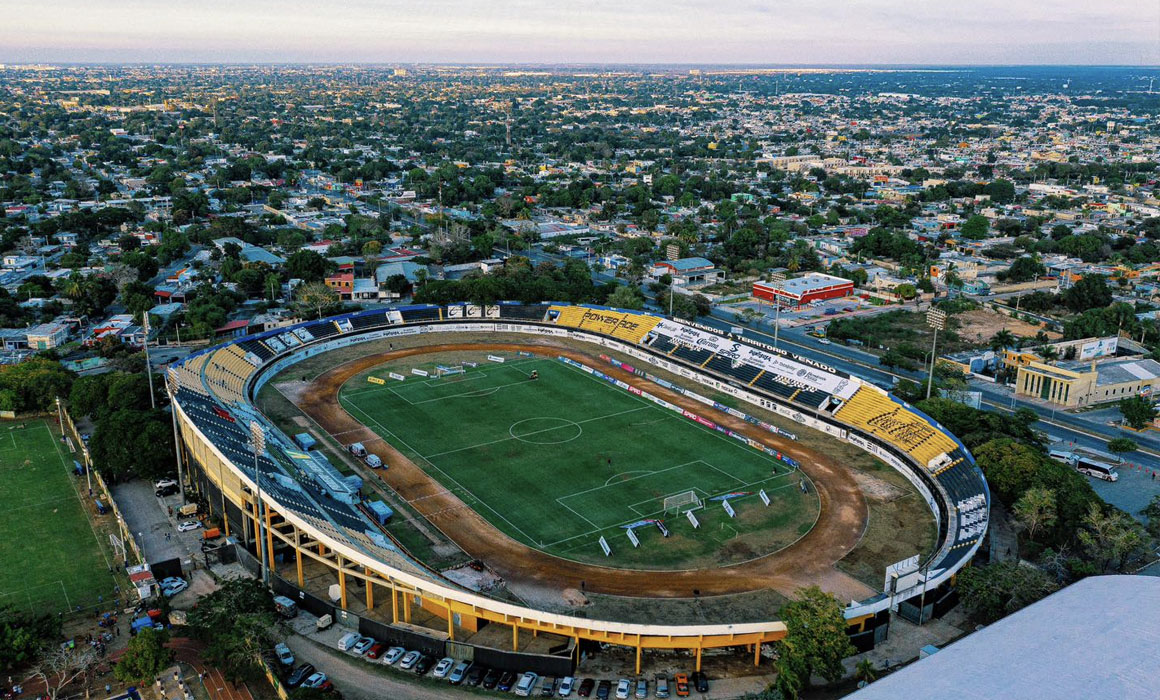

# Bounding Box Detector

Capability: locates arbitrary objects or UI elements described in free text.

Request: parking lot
[111,480,204,565]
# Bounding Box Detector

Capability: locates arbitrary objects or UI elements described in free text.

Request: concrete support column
[294,528,304,587]
[403,593,411,623]
[695,646,702,672]
[365,569,374,611]
[446,604,454,640]
[337,556,348,610]
[265,509,275,574]
[512,625,519,651]
[391,587,399,623]
[754,642,761,666]
[635,639,642,674]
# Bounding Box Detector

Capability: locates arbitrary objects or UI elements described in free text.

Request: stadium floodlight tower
[164,370,186,503]
[249,420,270,586]
[767,272,787,349]
[926,308,947,400]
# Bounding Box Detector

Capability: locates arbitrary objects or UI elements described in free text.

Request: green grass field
[0,419,119,614]
[340,355,818,569]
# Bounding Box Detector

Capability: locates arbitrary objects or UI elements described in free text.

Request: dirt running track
[295,343,873,602]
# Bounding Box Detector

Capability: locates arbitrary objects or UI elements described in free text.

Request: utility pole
[249,421,269,586]
[926,308,947,400]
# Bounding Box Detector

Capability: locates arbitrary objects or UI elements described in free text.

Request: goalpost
[663,490,703,514]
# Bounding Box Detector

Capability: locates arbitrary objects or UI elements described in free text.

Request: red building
[753,272,854,307]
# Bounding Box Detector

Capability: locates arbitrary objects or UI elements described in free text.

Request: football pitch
[0,419,119,614]
[340,356,818,568]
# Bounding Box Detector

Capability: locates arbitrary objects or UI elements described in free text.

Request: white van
[336,632,360,651]
[514,672,539,697]
[349,442,367,457]
[365,454,383,468]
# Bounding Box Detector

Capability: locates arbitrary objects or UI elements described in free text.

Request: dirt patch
[291,337,874,606]
[849,469,907,502]
[957,307,1061,345]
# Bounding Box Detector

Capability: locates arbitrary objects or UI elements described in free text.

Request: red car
[365,642,387,659]
[577,677,596,697]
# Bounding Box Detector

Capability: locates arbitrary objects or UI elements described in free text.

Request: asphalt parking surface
[111,480,204,565]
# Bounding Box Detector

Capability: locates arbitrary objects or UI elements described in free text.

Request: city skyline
[3,0,1159,65]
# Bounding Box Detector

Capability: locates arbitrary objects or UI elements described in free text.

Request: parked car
[398,650,420,670]
[155,484,179,497]
[482,668,501,689]
[154,479,178,490]
[413,654,433,675]
[616,679,631,699]
[577,678,595,697]
[514,671,538,697]
[498,670,517,692]
[176,520,201,532]
[558,676,576,697]
[654,674,670,698]
[465,665,487,687]
[382,646,405,665]
[540,676,556,696]
[448,660,472,685]
[635,678,648,698]
[432,657,455,678]
[274,642,294,666]
[673,674,689,698]
[302,672,328,689]
[365,643,387,660]
[351,636,375,655]
[336,632,359,651]
[691,672,708,693]
[285,664,315,689]
[159,577,188,597]
[596,679,612,700]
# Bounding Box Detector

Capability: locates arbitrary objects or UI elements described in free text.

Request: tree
[1119,396,1157,430]
[999,256,1046,283]
[30,644,99,700]
[606,284,645,311]
[1013,486,1056,542]
[957,561,1059,624]
[989,329,1017,353]
[294,282,340,320]
[984,178,1016,204]
[1061,275,1112,313]
[1107,437,1138,454]
[361,240,383,258]
[0,606,59,675]
[187,579,276,682]
[1140,495,1160,539]
[960,214,990,240]
[1077,503,1147,573]
[854,658,878,686]
[89,409,174,481]
[284,250,331,282]
[114,628,172,684]
[772,586,854,699]
[893,283,916,300]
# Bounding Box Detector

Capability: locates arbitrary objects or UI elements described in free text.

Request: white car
[351,636,375,655]
[558,677,575,697]
[615,678,631,700]
[399,650,421,670]
[176,520,201,532]
[302,672,327,689]
[159,577,188,597]
[154,479,178,490]
[381,647,405,665]
[432,657,455,678]
[818,338,831,345]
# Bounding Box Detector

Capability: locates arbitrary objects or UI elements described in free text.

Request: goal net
[663,490,702,514]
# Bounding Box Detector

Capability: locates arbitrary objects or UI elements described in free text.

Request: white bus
[1049,448,1119,482]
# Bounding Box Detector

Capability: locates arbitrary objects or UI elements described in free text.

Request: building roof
[851,575,1160,700]
[659,257,715,271]
[759,272,853,296]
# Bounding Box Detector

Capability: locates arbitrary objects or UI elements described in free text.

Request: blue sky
[3,0,1158,64]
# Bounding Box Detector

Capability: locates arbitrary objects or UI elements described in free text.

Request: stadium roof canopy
[851,575,1160,700]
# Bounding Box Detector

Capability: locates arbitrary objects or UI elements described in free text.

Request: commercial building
[650,257,723,285]
[753,272,854,307]
[1015,357,1160,407]
[26,322,69,350]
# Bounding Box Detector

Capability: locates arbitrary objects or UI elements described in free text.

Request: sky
[2,0,1158,65]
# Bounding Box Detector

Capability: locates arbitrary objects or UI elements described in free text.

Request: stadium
[168,302,989,675]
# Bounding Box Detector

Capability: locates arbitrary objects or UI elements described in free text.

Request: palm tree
[855,659,878,686]
[989,329,1017,353]
[1038,344,1060,363]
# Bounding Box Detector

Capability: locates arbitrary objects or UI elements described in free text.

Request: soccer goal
[663,490,703,514]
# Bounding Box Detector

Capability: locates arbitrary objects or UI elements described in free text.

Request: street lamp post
[926,308,947,400]
[165,371,186,504]
[142,314,156,409]
[249,421,269,586]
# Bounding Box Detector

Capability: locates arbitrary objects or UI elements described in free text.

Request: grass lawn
[0,419,119,615]
[339,356,818,569]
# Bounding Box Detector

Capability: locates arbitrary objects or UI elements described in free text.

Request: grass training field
[0,419,119,615]
[340,355,819,569]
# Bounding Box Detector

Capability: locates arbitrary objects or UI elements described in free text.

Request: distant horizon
[3,1,1158,66]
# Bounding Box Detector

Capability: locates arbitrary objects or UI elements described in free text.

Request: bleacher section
[835,387,957,468]
[548,305,662,345]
